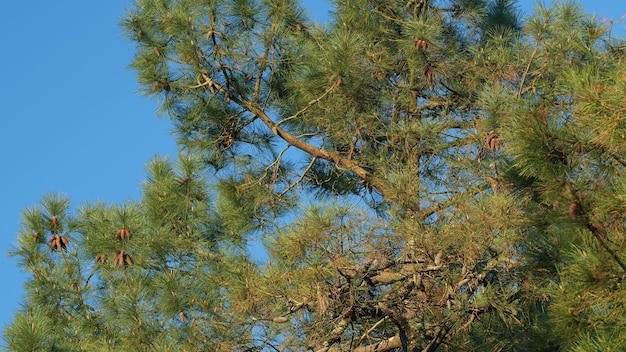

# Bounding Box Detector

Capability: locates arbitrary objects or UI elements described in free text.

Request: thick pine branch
[190,72,392,197]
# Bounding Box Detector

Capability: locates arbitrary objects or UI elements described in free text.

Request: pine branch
[518,35,541,98]
[585,223,626,273]
[317,334,402,352]
[357,316,389,346]
[187,70,391,197]
[244,100,392,198]
[276,76,342,127]
[567,182,626,273]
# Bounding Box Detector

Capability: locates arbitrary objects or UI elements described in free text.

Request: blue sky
[0,0,624,344]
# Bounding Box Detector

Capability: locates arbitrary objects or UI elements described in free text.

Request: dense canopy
[5,0,626,351]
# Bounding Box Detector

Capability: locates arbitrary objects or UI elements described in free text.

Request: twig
[276,76,342,126]
[279,157,317,197]
[518,35,541,98]
[248,145,290,188]
[186,74,213,89]
[357,316,389,346]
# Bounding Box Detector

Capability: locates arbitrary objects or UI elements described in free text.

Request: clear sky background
[0,0,624,345]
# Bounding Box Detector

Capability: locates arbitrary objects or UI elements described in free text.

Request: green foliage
[5,1,626,351]
[5,308,58,352]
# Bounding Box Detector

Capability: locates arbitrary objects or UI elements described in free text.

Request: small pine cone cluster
[114,228,133,267]
[116,229,131,241]
[93,228,135,268]
[113,249,133,267]
[49,233,69,251]
[37,214,69,251]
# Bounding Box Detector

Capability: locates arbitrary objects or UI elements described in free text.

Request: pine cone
[49,234,65,251]
[486,132,500,152]
[114,249,133,268]
[116,229,131,241]
[124,253,133,266]
[49,237,59,251]
[60,236,69,249]
[568,202,578,221]
[591,223,607,238]
[423,65,433,83]
[114,249,125,267]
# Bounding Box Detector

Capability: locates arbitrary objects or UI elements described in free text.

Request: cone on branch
[590,223,607,239]
[423,65,434,83]
[124,253,133,266]
[95,254,106,264]
[49,234,68,251]
[486,132,500,152]
[114,249,133,268]
[568,202,579,221]
[115,229,131,241]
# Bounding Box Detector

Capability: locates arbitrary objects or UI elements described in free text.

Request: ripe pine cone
[124,253,133,266]
[591,223,607,238]
[60,236,68,249]
[49,234,67,251]
[486,132,500,152]
[114,249,125,267]
[568,202,578,221]
[114,249,133,268]
[49,235,59,251]
[423,65,433,83]
[116,229,131,241]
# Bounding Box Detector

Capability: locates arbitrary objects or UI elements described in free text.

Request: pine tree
[496,2,626,350]
[4,1,626,351]
[5,156,276,351]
